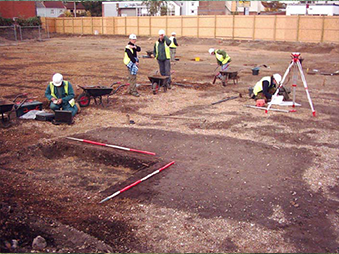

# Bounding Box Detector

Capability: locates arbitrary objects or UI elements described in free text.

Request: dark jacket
[45,81,75,105]
[125,41,141,63]
[170,37,178,48]
[153,36,171,61]
[262,76,276,100]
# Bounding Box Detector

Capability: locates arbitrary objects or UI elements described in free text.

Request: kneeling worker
[251,74,282,102]
[45,73,79,116]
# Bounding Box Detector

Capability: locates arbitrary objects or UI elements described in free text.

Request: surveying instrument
[266,52,316,116]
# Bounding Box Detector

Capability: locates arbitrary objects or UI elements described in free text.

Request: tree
[81,1,102,17]
[142,0,167,16]
[261,1,285,12]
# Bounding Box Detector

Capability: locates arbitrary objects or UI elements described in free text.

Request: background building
[103,1,195,17]
[198,1,226,15]
[36,2,66,18]
[64,2,86,17]
[179,1,199,15]
[0,1,36,19]
[286,3,339,16]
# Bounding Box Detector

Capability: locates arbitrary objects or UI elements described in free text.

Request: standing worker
[45,73,79,116]
[169,32,179,62]
[154,29,172,89]
[124,34,141,97]
[250,74,282,102]
[209,48,232,74]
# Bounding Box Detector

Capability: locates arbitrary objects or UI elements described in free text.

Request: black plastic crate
[36,112,55,122]
[15,101,43,117]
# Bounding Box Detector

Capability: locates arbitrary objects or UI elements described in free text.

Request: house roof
[36,1,45,8]
[43,1,65,9]
[64,2,86,10]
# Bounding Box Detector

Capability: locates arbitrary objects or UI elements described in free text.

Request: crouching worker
[45,73,79,116]
[250,73,282,102]
[209,48,231,73]
[124,34,141,97]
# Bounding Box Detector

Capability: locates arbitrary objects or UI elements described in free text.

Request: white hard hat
[208,48,215,55]
[158,29,165,35]
[52,73,63,87]
[273,73,282,84]
[129,34,137,40]
[171,32,176,35]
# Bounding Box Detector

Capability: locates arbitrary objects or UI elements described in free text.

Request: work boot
[75,102,81,114]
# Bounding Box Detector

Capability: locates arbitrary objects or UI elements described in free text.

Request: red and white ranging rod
[66,137,156,156]
[99,161,175,203]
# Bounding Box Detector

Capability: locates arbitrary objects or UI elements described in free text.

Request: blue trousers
[50,102,78,116]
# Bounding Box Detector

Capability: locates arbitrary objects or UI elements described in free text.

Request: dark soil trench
[2,127,338,252]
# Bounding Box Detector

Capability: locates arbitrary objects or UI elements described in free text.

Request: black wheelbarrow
[0,94,30,128]
[77,82,127,107]
[213,71,239,87]
[148,75,169,95]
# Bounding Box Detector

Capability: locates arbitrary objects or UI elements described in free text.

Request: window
[50,9,55,14]
[191,10,194,13]
[192,3,194,6]
[59,10,63,13]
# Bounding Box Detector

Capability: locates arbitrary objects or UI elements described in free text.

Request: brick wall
[198,1,226,15]
[0,1,36,19]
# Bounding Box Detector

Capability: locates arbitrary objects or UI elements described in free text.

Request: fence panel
[42,15,339,44]
[167,16,182,36]
[234,16,254,40]
[275,16,298,42]
[139,16,150,36]
[151,16,166,36]
[323,17,339,43]
[254,16,275,41]
[216,15,233,39]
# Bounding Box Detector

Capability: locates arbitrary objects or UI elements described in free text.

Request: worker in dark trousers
[169,32,179,62]
[45,73,79,116]
[154,29,172,89]
[250,74,284,102]
[124,34,141,97]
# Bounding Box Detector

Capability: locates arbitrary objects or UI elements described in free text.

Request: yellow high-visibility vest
[155,40,170,60]
[215,50,231,65]
[253,76,271,96]
[123,45,133,65]
[49,81,75,107]
[169,36,177,48]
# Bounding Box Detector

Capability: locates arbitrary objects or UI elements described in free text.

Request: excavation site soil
[1,35,339,253]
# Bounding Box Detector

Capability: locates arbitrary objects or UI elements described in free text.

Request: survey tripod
[266,52,316,116]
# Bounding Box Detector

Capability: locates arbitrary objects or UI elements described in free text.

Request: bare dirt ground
[1,35,339,253]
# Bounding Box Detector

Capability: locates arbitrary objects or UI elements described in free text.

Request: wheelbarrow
[148,75,169,95]
[77,82,127,107]
[0,94,30,128]
[213,71,239,87]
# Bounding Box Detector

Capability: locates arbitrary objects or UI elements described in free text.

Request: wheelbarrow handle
[110,82,121,87]
[77,85,86,90]
[111,84,127,94]
[13,93,28,103]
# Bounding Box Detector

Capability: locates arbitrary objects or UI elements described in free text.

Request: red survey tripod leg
[265,60,294,113]
[291,62,298,108]
[266,52,315,116]
[296,60,316,116]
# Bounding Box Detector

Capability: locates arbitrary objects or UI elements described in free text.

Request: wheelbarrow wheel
[77,93,90,107]
[152,82,159,95]
[1,116,12,129]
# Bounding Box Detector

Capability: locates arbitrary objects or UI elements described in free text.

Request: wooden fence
[41,15,339,43]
